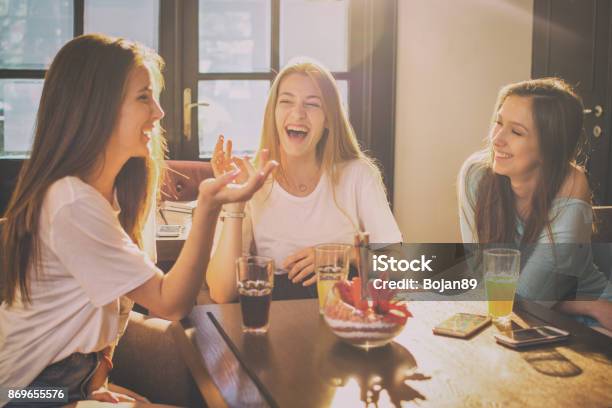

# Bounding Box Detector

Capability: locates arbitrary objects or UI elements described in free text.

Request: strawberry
[382,303,413,325]
[334,280,353,306]
[367,276,396,314]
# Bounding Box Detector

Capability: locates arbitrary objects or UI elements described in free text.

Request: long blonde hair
[1,34,166,306]
[258,59,385,229]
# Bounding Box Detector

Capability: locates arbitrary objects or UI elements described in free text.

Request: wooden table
[171,299,612,407]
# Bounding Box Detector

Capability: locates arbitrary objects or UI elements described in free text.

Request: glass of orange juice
[315,244,351,314]
[484,248,520,325]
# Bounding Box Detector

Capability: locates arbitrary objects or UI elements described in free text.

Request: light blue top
[458,156,612,307]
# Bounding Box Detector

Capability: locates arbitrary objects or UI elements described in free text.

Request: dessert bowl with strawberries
[322,277,412,349]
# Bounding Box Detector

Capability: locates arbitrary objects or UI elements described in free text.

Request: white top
[238,159,402,270]
[0,176,159,392]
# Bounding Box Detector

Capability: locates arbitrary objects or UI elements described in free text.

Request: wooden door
[532,0,612,204]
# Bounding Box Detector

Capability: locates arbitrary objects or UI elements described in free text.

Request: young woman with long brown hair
[458,78,611,329]
[206,59,402,303]
[0,34,276,406]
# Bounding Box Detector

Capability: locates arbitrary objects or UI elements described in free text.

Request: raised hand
[199,148,277,210]
[212,135,249,184]
[283,247,316,286]
[211,135,232,175]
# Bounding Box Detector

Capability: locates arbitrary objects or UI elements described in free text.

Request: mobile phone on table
[433,313,491,338]
[156,224,182,237]
[494,326,569,349]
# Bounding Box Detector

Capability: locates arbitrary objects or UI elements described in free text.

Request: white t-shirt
[240,159,402,270]
[0,176,159,392]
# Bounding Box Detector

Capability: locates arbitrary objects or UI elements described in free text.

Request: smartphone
[433,313,492,338]
[156,224,182,237]
[494,326,570,349]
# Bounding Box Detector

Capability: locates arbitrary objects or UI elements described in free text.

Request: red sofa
[161,160,213,202]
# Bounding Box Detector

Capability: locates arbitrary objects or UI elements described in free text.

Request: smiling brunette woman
[206,59,402,303]
[0,34,275,406]
[458,78,612,329]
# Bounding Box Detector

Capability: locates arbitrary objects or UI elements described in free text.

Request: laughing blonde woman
[206,59,402,303]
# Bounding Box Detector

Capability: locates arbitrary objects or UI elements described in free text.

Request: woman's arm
[205,203,248,303]
[205,136,259,303]
[555,300,612,330]
[516,177,612,329]
[127,159,276,319]
[127,199,220,320]
[516,202,594,302]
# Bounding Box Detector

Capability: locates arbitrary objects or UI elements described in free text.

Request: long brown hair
[258,59,386,230]
[466,78,585,244]
[1,34,166,306]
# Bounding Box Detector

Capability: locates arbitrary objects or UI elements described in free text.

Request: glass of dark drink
[236,256,275,333]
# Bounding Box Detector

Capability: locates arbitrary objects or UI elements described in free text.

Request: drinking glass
[236,256,275,333]
[315,244,351,314]
[484,248,520,325]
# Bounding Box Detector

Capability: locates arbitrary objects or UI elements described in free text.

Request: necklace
[281,169,321,195]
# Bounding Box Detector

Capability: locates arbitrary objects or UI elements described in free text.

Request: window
[183,0,350,158]
[0,0,72,158]
[280,0,348,71]
[0,0,159,158]
[0,0,72,70]
[0,79,42,157]
[84,0,159,51]
[0,0,398,199]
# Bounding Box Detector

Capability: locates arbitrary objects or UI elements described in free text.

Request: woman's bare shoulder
[557,165,591,203]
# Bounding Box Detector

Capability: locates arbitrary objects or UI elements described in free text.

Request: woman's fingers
[232,157,248,173]
[220,160,277,202]
[214,134,224,155]
[285,246,316,285]
[114,392,137,403]
[214,145,273,182]
[221,137,234,173]
[231,157,250,184]
[258,149,270,169]
[198,170,241,199]
[292,264,315,285]
[233,155,255,179]
[303,273,317,287]
[89,391,118,404]
[289,249,314,281]
[107,384,150,403]
[212,135,225,176]
[200,159,277,206]
[89,387,137,404]
[240,155,257,176]
[225,138,232,163]
[285,248,312,277]
[234,154,272,183]
[259,160,278,182]
[217,169,242,188]
[200,144,278,206]
[212,135,237,176]
[237,160,276,195]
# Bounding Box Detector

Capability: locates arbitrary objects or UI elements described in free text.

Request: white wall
[394,0,534,242]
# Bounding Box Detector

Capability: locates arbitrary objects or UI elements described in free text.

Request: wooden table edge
[170,320,229,408]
